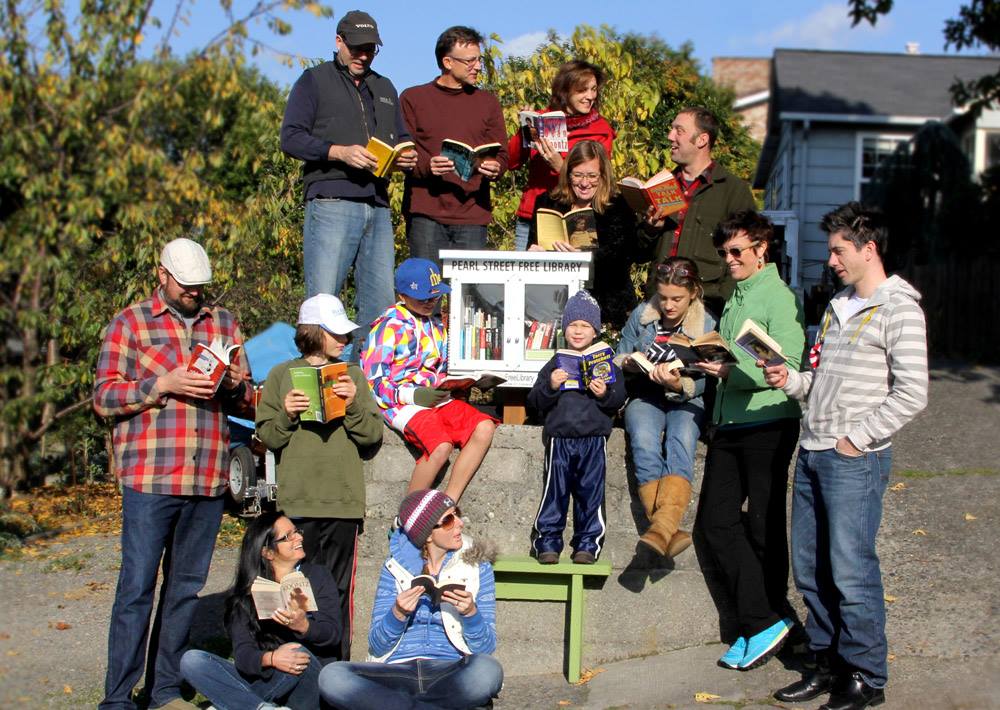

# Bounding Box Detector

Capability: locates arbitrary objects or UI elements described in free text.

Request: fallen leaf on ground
[63,685,72,694]
[889,482,906,491]
[964,513,977,521]
[884,593,897,603]
[695,692,721,702]
[6,650,19,656]
[912,529,927,536]
[49,621,71,630]
[0,633,9,640]
[888,653,896,661]
[574,667,605,685]
[557,702,572,707]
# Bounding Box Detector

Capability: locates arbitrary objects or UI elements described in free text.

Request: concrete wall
[351,425,729,677]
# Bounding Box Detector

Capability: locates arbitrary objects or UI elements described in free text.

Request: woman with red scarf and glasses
[508,59,616,252]
[319,490,503,709]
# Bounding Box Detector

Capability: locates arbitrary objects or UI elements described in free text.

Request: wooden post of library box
[440,249,593,425]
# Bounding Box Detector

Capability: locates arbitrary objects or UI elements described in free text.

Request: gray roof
[754,49,999,186]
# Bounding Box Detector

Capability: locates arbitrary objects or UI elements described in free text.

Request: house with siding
[753,48,999,300]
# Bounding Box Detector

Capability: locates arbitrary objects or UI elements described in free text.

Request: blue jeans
[407,215,488,268]
[623,397,703,484]
[303,198,395,359]
[791,446,892,688]
[100,488,224,709]
[180,647,322,710]
[319,655,503,710]
[513,217,530,251]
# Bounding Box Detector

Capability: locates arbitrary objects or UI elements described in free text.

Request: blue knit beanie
[562,289,601,334]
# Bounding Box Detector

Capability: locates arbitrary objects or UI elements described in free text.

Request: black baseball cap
[336,10,382,46]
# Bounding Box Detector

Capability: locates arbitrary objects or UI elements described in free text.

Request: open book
[535,206,597,251]
[668,331,737,366]
[410,575,467,605]
[618,172,686,217]
[734,319,787,366]
[366,137,415,178]
[289,362,349,423]
[436,372,507,393]
[555,342,617,390]
[628,351,683,375]
[441,139,502,181]
[187,337,241,393]
[518,110,568,152]
[250,571,318,620]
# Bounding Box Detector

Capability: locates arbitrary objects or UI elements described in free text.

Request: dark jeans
[319,655,504,710]
[694,418,799,639]
[295,517,362,661]
[407,215,488,268]
[792,446,892,688]
[180,647,322,710]
[100,487,224,709]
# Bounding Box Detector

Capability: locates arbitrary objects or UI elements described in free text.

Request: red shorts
[402,399,497,460]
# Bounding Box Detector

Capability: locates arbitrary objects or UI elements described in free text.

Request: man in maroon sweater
[400,26,509,266]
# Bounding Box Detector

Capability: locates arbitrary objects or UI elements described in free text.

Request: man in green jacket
[642,106,756,314]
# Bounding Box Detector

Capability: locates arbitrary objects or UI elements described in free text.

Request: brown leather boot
[639,475,693,558]
[637,480,658,520]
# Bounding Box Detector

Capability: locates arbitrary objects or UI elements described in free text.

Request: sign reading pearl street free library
[444,254,591,277]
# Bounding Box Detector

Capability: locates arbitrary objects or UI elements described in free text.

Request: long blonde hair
[549,140,615,214]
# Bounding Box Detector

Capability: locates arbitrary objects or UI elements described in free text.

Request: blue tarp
[230,322,299,432]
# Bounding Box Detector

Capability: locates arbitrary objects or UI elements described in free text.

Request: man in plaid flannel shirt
[94,238,252,710]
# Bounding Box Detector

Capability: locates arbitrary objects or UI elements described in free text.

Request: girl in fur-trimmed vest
[318,490,503,710]
[615,257,716,558]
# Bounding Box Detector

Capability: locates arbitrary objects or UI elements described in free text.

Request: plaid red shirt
[668,161,715,257]
[94,289,252,496]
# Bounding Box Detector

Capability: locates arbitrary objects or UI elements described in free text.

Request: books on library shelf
[437,372,507,393]
[365,137,415,178]
[555,342,617,390]
[518,110,568,152]
[289,362,349,423]
[250,571,318,620]
[524,319,562,360]
[187,337,241,393]
[618,171,686,217]
[410,575,467,605]
[441,139,502,181]
[734,318,787,366]
[668,331,737,366]
[459,296,503,361]
[535,206,597,251]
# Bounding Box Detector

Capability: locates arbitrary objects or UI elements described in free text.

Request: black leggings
[694,418,799,639]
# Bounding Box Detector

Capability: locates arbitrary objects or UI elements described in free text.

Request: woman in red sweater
[508,59,616,251]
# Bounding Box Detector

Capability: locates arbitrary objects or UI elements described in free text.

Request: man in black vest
[281,10,415,359]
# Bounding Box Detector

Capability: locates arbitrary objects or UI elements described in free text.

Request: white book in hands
[734,318,787,366]
[250,571,318,620]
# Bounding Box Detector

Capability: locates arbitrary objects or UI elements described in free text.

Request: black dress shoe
[773,668,835,702]
[819,672,885,710]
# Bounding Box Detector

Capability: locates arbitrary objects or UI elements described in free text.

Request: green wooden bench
[492,554,612,682]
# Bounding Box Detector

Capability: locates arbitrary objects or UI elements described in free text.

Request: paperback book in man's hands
[667,331,737,366]
[535,206,597,250]
[618,172,686,217]
[518,110,568,152]
[365,137,416,178]
[187,337,241,393]
[441,139,502,181]
[410,575,467,605]
[289,362,348,423]
[251,571,318,620]
[734,319,787,366]
[555,342,617,390]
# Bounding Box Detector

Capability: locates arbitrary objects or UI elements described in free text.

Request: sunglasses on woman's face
[717,240,760,259]
[433,508,463,530]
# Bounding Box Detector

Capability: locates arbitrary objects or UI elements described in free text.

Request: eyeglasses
[433,508,463,530]
[447,55,483,67]
[416,294,442,304]
[569,171,601,183]
[656,262,693,278]
[273,527,304,545]
[341,41,379,57]
[716,241,761,259]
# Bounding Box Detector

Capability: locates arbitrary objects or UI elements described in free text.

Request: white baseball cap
[160,238,212,286]
[298,294,359,335]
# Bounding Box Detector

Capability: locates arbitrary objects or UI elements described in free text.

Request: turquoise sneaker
[717,636,747,669]
[739,618,791,670]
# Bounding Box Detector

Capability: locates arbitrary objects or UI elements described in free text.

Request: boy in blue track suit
[527,290,626,564]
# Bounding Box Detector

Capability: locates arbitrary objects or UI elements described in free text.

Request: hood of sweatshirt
[387,529,496,575]
[832,274,922,314]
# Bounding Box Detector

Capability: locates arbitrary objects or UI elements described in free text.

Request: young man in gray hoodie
[762,202,928,710]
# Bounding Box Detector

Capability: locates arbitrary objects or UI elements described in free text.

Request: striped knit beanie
[398,489,456,546]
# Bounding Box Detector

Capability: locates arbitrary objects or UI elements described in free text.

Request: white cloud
[502,31,550,58]
[752,2,891,50]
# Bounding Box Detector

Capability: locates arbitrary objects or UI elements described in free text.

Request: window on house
[857,134,909,202]
[986,131,1000,171]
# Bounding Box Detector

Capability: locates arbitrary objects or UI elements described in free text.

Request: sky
[151,0,992,92]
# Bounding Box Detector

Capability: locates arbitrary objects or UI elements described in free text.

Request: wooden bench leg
[566,573,584,683]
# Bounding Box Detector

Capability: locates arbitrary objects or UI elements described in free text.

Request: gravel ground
[0,364,997,708]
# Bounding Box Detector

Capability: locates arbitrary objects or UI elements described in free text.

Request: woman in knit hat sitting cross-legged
[319,489,504,709]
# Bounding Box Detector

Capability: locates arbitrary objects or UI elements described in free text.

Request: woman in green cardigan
[692,211,805,673]
[256,293,384,662]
